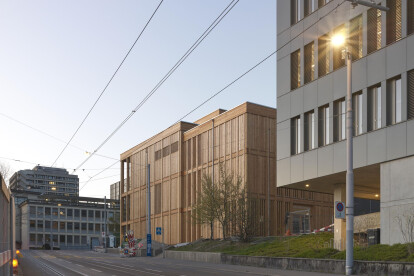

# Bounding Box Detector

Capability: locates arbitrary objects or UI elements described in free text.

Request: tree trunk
[210,222,214,240]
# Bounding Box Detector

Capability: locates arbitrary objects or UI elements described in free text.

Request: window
[304,42,315,84]
[30,206,36,215]
[52,221,58,230]
[333,25,346,70]
[318,34,330,77]
[291,116,301,155]
[45,207,51,216]
[37,207,44,216]
[95,224,101,232]
[353,92,363,135]
[60,235,65,243]
[368,84,382,131]
[81,236,87,245]
[154,150,162,161]
[95,210,101,219]
[409,0,414,35]
[52,208,58,216]
[318,105,330,146]
[67,222,73,231]
[334,99,346,142]
[386,0,402,45]
[59,208,65,218]
[30,220,36,229]
[367,8,382,54]
[81,210,87,218]
[304,0,315,16]
[291,49,301,90]
[88,210,94,219]
[67,209,73,217]
[88,223,94,232]
[291,0,301,25]
[349,15,363,60]
[45,221,51,229]
[162,146,170,157]
[74,236,80,244]
[37,220,44,231]
[318,0,329,8]
[304,111,315,151]
[408,70,414,120]
[81,223,87,231]
[387,76,402,125]
[74,209,80,218]
[67,235,73,244]
[171,141,179,153]
[74,222,80,231]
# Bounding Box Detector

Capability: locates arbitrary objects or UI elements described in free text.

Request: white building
[19,195,119,250]
[277,0,414,247]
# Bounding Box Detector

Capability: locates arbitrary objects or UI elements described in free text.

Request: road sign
[147,234,152,256]
[101,231,105,238]
[335,201,345,219]
[156,227,162,235]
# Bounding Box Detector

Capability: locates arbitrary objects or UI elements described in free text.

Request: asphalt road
[18,250,339,276]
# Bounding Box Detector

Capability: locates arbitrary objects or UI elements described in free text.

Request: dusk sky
[0,0,276,198]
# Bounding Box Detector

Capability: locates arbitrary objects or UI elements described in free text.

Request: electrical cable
[50,0,164,167]
[73,0,240,172]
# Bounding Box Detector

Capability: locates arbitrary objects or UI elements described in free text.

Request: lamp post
[332,33,354,275]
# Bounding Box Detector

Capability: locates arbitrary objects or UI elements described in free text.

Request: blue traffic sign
[156,227,162,235]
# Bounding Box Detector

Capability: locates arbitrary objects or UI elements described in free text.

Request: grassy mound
[172,233,414,262]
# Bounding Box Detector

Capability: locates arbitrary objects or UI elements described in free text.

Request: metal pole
[211,119,214,239]
[162,228,165,258]
[147,149,151,256]
[9,195,14,276]
[267,126,270,236]
[104,196,107,252]
[345,51,354,276]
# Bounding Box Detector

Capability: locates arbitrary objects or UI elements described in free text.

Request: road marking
[91,268,102,272]
[77,264,84,267]
[146,268,163,273]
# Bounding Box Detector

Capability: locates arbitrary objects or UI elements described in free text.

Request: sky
[0,0,276,198]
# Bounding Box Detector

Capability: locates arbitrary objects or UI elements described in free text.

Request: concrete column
[334,183,346,250]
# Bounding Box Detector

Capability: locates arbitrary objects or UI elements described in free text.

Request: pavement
[17,249,340,276]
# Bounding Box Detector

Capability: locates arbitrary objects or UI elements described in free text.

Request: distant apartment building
[120,102,333,244]
[277,0,414,246]
[10,166,79,198]
[19,195,119,250]
[110,181,120,200]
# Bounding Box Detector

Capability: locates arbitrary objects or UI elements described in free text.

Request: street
[18,250,339,276]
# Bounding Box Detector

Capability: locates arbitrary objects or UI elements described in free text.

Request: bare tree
[395,211,414,253]
[193,174,219,240]
[0,162,12,185]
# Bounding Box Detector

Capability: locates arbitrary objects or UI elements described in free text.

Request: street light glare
[331,34,345,47]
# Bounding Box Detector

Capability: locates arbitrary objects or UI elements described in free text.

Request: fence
[0,174,14,276]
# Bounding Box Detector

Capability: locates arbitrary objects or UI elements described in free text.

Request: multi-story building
[110,181,120,200]
[277,0,414,246]
[19,195,119,250]
[120,102,333,244]
[10,166,79,197]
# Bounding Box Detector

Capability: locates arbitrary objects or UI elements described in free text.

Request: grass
[171,233,414,262]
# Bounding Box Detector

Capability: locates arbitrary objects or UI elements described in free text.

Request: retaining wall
[166,250,414,275]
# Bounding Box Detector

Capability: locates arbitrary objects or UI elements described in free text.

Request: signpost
[335,201,345,219]
[147,234,152,256]
[156,227,165,258]
[156,227,161,235]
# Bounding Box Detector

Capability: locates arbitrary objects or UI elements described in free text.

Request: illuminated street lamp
[331,33,354,276]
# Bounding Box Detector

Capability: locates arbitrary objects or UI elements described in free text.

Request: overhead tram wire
[50,0,164,167]
[79,160,119,191]
[73,0,240,172]
[0,112,117,161]
[77,0,349,191]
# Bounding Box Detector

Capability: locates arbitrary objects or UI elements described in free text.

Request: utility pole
[267,126,270,237]
[146,150,151,256]
[211,119,214,239]
[104,196,107,252]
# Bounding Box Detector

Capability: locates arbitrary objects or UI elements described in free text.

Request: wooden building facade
[120,102,333,244]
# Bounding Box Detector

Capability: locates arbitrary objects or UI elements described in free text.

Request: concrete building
[19,195,119,250]
[120,102,333,244]
[0,174,15,275]
[277,0,414,246]
[10,166,79,197]
[110,181,120,200]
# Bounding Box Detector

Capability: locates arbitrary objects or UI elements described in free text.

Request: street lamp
[331,33,354,276]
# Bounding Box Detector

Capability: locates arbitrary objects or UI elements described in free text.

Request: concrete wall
[165,250,222,264]
[381,155,414,245]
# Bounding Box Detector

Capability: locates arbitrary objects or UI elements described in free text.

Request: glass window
[387,76,402,125]
[368,84,382,131]
[334,99,346,142]
[59,208,66,218]
[291,0,301,25]
[37,207,44,216]
[30,234,35,242]
[67,235,73,244]
[67,222,73,231]
[45,220,51,229]
[353,92,363,135]
[95,224,101,232]
[74,236,80,245]
[349,15,363,60]
[387,0,402,45]
[60,222,65,231]
[52,221,58,230]
[37,220,44,230]
[318,34,330,77]
[408,70,414,120]
[74,209,80,218]
[318,105,330,146]
[88,223,94,232]
[291,116,301,155]
[30,206,36,215]
[304,110,315,151]
[81,236,87,245]
[67,209,73,217]
[74,222,80,231]
[52,208,58,216]
[291,49,301,90]
[333,25,346,70]
[60,235,65,243]
[81,210,87,218]
[367,8,382,54]
[45,207,51,216]
[88,210,94,219]
[304,42,315,84]
[30,220,36,229]
[304,0,315,16]
[95,210,101,219]
[81,223,87,231]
